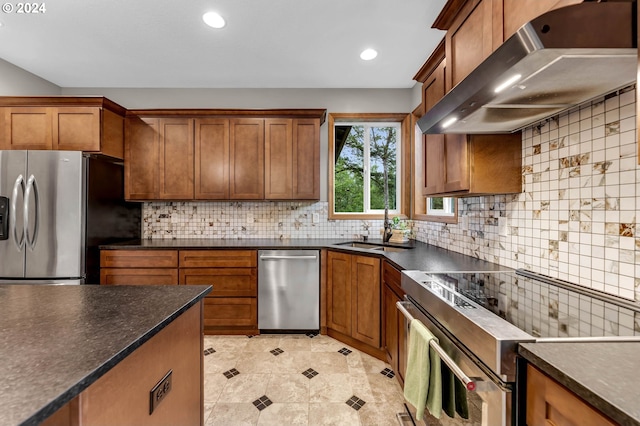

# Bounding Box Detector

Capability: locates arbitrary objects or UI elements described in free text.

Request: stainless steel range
[399,269,640,425]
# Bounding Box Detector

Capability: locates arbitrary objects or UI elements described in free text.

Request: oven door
[397,299,513,426]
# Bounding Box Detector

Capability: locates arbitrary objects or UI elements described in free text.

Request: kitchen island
[520,342,640,425]
[0,284,211,426]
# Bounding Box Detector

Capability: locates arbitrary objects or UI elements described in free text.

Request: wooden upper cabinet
[292,118,320,200]
[422,59,447,195]
[264,118,293,199]
[124,109,325,201]
[229,118,265,199]
[445,0,496,90]
[195,118,229,199]
[0,97,126,157]
[159,118,194,199]
[125,117,160,200]
[2,107,52,150]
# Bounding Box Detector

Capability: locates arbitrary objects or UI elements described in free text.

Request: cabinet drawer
[101,250,178,268]
[100,268,178,285]
[179,250,257,268]
[180,268,257,297]
[203,297,257,327]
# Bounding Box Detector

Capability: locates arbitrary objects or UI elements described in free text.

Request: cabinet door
[292,118,320,199]
[159,118,194,199]
[351,255,381,348]
[229,118,264,199]
[3,107,52,150]
[446,0,495,90]
[443,133,470,193]
[264,118,293,199]
[383,284,400,373]
[326,251,352,336]
[195,118,229,199]
[53,107,101,152]
[125,117,160,200]
[422,59,446,195]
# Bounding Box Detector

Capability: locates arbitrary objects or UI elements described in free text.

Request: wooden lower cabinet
[179,250,258,335]
[100,250,179,285]
[382,261,406,385]
[326,251,383,359]
[526,364,616,426]
[42,302,203,426]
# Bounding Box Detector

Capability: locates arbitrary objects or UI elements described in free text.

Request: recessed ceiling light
[360,49,378,61]
[203,11,226,29]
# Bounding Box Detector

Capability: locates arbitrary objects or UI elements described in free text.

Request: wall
[413,86,639,302]
[0,58,61,95]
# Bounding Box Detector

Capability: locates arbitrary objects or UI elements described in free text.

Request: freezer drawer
[258,250,320,331]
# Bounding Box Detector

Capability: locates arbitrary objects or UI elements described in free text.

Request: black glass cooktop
[424,270,640,339]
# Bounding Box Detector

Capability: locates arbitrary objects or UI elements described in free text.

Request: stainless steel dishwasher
[258,250,320,331]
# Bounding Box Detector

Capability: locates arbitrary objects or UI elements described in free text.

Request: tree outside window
[333,123,400,215]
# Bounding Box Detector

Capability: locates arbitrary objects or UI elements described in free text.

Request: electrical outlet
[312,213,319,223]
[246,213,254,223]
[150,370,172,415]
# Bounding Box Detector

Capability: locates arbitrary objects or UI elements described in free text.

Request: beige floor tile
[358,401,406,426]
[360,352,389,374]
[278,336,313,352]
[205,403,260,426]
[204,336,249,352]
[310,335,354,352]
[235,351,282,373]
[301,351,350,374]
[245,336,283,352]
[204,351,239,374]
[348,373,375,402]
[204,372,229,403]
[256,403,308,425]
[366,373,405,404]
[203,401,215,424]
[309,373,354,403]
[217,374,271,403]
[265,373,310,403]
[309,402,361,425]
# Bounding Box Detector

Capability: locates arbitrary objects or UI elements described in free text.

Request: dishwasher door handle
[259,255,318,260]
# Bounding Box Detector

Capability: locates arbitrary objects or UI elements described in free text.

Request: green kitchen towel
[442,363,469,419]
[403,319,442,420]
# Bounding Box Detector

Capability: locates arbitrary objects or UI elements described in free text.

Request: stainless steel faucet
[382,205,392,243]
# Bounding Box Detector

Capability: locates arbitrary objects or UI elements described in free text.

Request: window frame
[328,113,410,220]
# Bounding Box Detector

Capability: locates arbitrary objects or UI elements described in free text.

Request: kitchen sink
[335,241,413,252]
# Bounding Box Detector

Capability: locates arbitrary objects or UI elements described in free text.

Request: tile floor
[202,333,406,425]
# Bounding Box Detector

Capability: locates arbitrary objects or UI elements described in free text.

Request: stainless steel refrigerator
[0,151,140,284]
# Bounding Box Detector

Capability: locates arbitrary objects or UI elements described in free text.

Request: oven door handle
[396,301,478,392]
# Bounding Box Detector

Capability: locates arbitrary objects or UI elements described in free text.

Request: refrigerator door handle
[24,174,39,251]
[10,174,25,251]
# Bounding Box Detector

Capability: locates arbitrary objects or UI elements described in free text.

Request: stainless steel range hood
[418,1,637,134]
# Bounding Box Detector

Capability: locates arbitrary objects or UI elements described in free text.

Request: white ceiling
[0,0,447,89]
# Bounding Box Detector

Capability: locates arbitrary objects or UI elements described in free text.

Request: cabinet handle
[259,255,317,260]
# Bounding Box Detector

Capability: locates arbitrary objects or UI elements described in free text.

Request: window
[329,113,410,219]
[427,197,456,216]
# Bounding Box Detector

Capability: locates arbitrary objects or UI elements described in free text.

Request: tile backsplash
[143,86,639,301]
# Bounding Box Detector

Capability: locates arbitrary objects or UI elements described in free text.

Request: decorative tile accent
[305,332,318,338]
[252,395,273,411]
[345,395,366,411]
[246,335,255,338]
[223,368,240,379]
[204,348,216,356]
[270,348,284,356]
[380,368,395,378]
[302,368,319,379]
[338,348,352,356]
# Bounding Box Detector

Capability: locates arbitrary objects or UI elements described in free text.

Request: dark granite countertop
[519,342,640,425]
[101,238,508,273]
[0,284,211,426]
